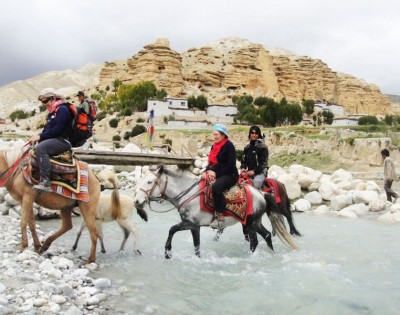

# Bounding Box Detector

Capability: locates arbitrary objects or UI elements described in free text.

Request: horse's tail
[264,193,298,250]
[110,176,121,220]
[277,181,302,237]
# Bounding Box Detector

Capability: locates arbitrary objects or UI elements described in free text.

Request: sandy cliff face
[99,38,391,115]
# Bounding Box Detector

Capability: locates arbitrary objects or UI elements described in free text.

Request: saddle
[200,174,253,224]
[238,173,282,204]
[23,150,81,192]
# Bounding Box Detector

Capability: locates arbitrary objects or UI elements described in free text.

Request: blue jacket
[40,105,73,141]
[206,140,239,180]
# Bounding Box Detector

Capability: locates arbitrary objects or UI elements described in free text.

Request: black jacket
[206,140,239,180]
[240,139,269,175]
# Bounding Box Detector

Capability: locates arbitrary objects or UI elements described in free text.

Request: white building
[331,117,359,126]
[147,98,237,124]
[147,97,189,116]
[314,103,345,116]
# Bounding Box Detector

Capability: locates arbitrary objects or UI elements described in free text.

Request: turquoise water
[42,204,400,315]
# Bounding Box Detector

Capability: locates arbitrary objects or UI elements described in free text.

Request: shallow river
[39,199,400,315]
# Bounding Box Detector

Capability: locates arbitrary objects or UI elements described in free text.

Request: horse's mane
[162,166,197,180]
[1,147,24,167]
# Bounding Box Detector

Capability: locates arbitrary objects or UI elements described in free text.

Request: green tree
[302,99,315,116]
[117,81,157,112]
[322,110,334,125]
[187,96,197,109]
[155,88,168,100]
[113,79,122,93]
[358,115,378,125]
[196,95,208,110]
[254,96,269,106]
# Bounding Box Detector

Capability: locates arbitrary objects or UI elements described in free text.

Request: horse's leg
[72,221,86,251]
[190,227,201,257]
[256,223,273,251]
[41,206,73,253]
[117,219,141,255]
[283,195,301,236]
[242,224,250,242]
[96,221,106,254]
[118,227,130,252]
[28,208,42,253]
[165,220,198,259]
[20,195,39,252]
[247,225,258,252]
[77,169,100,263]
[213,228,224,242]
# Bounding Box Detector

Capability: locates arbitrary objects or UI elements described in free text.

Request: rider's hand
[207,171,216,183]
[247,170,255,176]
[29,135,40,143]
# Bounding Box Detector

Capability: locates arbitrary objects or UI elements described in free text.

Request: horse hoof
[71,246,77,251]
[101,250,106,254]
[165,251,172,259]
[135,250,142,255]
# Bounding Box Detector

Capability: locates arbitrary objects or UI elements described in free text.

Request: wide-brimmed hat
[38,87,56,101]
[76,91,85,97]
[213,124,228,137]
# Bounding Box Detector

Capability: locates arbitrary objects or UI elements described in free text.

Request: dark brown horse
[268,180,301,236]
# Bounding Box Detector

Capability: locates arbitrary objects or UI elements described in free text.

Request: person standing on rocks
[381,149,399,202]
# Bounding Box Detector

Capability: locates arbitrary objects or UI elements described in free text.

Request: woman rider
[205,124,239,228]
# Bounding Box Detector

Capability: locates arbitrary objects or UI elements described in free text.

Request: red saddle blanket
[263,178,281,204]
[239,173,282,204]
[22,153,90,202]
[200,177,253,224]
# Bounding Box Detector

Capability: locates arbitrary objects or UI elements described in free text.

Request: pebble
[0,214,112,314]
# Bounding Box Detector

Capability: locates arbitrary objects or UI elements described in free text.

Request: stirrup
[210,212,225,230]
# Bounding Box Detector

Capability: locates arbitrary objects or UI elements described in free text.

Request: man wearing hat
[204,124,239,228]
[76,91,90,115]
[29,92,73,192]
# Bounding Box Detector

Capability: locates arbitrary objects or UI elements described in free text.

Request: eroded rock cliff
[99,37,391,115]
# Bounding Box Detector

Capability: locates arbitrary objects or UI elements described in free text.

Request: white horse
[72,174,148,254]
[133,166,297,259]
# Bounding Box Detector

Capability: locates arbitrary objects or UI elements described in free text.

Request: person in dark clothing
[240,126,269,189]
[29,92,73,192]
[205,124,239,228]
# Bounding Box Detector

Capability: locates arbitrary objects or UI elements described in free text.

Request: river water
[39,199,400,315]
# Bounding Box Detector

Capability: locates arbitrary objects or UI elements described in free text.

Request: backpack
[87,99,98,121]
[57,103,93,148]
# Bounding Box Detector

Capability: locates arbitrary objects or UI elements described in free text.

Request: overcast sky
[1,0,399,94]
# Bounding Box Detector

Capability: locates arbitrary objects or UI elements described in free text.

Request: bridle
[138,171,203,212]
[139,171,168,204]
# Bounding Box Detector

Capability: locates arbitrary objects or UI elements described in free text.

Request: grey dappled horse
[133,166,297,259]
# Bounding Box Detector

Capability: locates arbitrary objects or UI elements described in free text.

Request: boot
[210,211,225,229]
[33,179,52,193]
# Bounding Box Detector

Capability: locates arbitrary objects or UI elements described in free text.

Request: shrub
[96,112,106,121]
[136,117,145,123]
[112,135,121,149]
[131,125,146,137]
[123,131,131,140]
[9,110,29,122]
[109,118,119,128]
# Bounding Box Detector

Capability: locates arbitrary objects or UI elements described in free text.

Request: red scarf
[208,138,228,165]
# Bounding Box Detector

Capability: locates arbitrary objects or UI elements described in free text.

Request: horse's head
[134,166,165,209]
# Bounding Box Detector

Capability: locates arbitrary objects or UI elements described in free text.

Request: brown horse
[0,146,100,263]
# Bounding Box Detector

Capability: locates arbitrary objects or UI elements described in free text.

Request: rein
[140,172,204,213]
[0,144,31,187]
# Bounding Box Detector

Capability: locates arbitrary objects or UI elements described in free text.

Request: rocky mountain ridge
[0,37,397,118]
